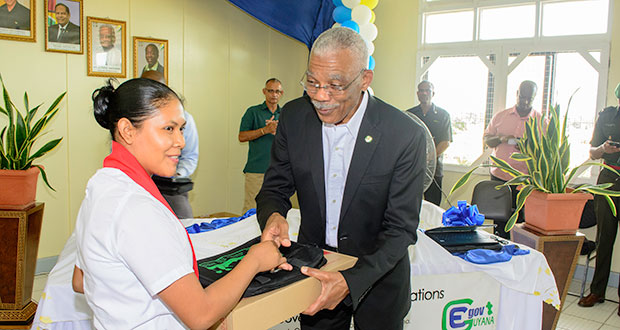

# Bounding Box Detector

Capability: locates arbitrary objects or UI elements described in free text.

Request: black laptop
[425,225,503,253]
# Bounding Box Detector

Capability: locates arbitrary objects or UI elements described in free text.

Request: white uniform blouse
[75,168,194,329]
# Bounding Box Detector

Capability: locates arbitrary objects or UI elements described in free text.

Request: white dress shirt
[75,168,194,329]
[322,92,368,248]
[176,110,199,177]
[57,24,67,40]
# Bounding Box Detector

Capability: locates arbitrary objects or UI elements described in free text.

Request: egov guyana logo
[441,298,495,330]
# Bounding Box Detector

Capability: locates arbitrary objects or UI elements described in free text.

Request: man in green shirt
[238,78,283,212]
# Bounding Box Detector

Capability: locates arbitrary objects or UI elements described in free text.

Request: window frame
[417,0,613,181]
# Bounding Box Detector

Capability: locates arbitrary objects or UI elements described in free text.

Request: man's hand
[264,115,278,135]
[301,267,350,316]
[261,212,291,248]
[602,140,620,154]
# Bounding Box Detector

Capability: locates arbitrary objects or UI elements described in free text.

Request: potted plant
[0,75,65,209]
[450,99,620,234]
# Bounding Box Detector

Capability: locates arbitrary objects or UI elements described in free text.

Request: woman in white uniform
[72,78,288,329]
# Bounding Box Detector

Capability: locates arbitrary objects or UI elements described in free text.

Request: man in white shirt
[93,24,121,72]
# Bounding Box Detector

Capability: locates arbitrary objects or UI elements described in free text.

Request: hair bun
[92,80,116,129]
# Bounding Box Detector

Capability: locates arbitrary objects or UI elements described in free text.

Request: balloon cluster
[332,0,378,70]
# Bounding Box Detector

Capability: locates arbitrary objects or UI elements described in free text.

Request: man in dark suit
[257,27,425,330]
[47,3,80,44]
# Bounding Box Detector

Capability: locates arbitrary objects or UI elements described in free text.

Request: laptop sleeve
[197,236,327,297]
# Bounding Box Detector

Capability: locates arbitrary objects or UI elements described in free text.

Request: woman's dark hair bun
[92,79,117,130]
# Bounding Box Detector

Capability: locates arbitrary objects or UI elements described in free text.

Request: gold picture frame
[0,0,36,42]
[86,16,126,78]
[133,36,168,84]
[44,0,83,54]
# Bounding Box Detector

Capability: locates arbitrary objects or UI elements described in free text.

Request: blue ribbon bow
[442,200,485,227]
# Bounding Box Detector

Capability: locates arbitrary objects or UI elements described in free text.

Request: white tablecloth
[31,202,559,330]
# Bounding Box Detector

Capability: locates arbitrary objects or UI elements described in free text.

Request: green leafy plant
[0,75,65,191]
[450,98,620,232]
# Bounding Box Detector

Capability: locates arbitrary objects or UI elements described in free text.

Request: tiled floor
[19,274,620,330]
[558,280,620,330]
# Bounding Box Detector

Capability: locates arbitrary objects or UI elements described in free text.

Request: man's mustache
[311,100,339,110]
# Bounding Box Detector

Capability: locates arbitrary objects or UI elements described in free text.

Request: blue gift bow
[186,208,257,234]
[442,200,485,227]
[453,244,530,264]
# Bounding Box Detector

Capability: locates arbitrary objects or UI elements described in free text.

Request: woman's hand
[246,240,290,273]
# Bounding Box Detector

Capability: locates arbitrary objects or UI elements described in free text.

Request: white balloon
[351,5,372,25]
[359,23,378,42]
[342,0,361,9]
[365,40,375,55]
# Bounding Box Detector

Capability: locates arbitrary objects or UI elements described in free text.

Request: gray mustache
[311,100,339,110]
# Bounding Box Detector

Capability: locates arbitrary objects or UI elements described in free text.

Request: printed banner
[406,272,500,330]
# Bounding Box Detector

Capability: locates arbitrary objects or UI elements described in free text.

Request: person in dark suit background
[0,0,30,30]
[47,3,80,44]
[141,43,164,75]
[257,27,425,330]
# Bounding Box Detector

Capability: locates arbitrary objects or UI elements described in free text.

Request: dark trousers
[162,192,193,219]
[590,169,620,297]
[300,301,404,330]
[424,176,443,206]
[490,174,524,239]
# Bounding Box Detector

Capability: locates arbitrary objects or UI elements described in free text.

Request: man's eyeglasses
[300,69,365,96]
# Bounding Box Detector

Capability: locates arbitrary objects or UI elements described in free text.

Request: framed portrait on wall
[44,0,82,54]
[87,16,125,77]
[133,36,168,83]
[0,0,35,42]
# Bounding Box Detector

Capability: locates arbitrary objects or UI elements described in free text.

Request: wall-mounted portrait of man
[0,0,35,42]
[45,0,82,53]
[133,37,168,83]
[87,16,125,77]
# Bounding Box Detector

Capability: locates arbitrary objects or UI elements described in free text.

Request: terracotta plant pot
[0,167,40,210]
[523,189,593,234]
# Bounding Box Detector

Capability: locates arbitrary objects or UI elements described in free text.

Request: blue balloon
[368,56,375,70]
[340,20,360,33]
[332,6,351,23]
[332,0,343,7]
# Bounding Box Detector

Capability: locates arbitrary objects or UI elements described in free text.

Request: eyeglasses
[300,69,365,96]
[266,89,283,95]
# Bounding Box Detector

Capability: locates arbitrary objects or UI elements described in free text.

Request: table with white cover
[31,201,559,330]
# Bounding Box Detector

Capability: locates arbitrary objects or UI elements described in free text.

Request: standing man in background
[407,80,452,206]
[238,78,283,213]
[579,83,620,310]
[142,70,199,219]
[483,80,540,238]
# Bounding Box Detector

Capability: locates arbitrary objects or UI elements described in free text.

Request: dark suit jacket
[48,22,80,44]
[257,94,426,327]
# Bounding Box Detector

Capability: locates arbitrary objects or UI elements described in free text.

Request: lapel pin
[365,135,373,143]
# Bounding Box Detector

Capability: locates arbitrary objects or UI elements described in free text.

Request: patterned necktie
[58,27,66,42]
